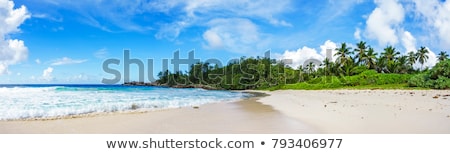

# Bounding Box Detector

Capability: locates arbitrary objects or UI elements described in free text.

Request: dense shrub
[282,70,412,90]
[408,73,428,87]
[341,70,411,86]
[408,60,450,89]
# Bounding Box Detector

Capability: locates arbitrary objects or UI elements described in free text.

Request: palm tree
[416,46,429,70]
[322,58,332,76]
[306,62,315,74]
[396,56,408,74]
[334,43,353,74]
[407,51,417,68]
[365,47,377,69]
[380,46,400,73]
[354,41,367,65]
[437,51,449,62]
[297,65,307,82]
[381,46,400,62]
[376,57,387,73]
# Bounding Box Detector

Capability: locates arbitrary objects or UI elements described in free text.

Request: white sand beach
[258,90,450,133]
[0,90,449,134]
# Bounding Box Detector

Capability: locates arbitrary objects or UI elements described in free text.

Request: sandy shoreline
[0,95,316,134]
[1,90,449,134]
[257,90,450,133]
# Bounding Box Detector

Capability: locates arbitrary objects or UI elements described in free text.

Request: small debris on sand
[433,95,439,99]
[193,106,199,109]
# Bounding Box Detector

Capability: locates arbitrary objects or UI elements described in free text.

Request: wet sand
[0,96,316,134]
[2,90,449,134]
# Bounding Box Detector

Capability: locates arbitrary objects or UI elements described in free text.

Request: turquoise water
[0,84,251,120]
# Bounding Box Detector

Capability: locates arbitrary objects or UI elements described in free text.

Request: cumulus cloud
[275,40,338,69]
[401,30,417,53]
[319,40,338,62]
[358,0,450,68]
[0,0,30,75]
[410,0,450,49]
[150,0,292,42]
[364,0,405,46]
[202,18,263,54]
[202,30,223,49]
[42,67,54,81]
[50,57,87,66]
[408,47,438,70]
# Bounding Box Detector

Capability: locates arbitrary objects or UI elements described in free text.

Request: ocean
[0,84,251,120]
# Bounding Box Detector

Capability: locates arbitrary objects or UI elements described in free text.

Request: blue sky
[0,0,449,84]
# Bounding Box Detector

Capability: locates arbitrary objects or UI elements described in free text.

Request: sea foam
[0,85,250,120]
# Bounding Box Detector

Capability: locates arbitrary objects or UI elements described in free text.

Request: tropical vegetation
[152,41,449,90]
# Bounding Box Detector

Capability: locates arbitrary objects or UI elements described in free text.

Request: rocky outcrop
[122,82,222,90]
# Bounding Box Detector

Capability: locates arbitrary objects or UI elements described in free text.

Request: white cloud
[409,47,437,70]
[364,0,405,46]
[423,48,437,69]
[155,21,189,40]
[410,0,450,49]
[65,74,91,82]
[150,0,292,40]
[42,67,54,81]
[202,18,263,54]
[354,28,362,40]
[202,30,223,49]
[51,57,87,66]
[275,40,338,69]
[319,40,338,62]
[0,0,30,75]
[401,30,417,53]
[94,48,108,59]
[32,13,63,22]
[35,59,41,64]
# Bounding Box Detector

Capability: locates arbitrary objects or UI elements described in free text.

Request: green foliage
[280,70,412,90]
[408,73,428,87]
[408,59,450,89]
[283,76,343,90]
[150,41,444,90]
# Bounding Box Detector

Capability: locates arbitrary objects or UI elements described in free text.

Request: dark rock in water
[123,81,222,90]
[131,104,139,110]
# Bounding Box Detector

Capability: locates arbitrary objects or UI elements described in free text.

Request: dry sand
[258,90,450,133]
[1,90,449,134]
